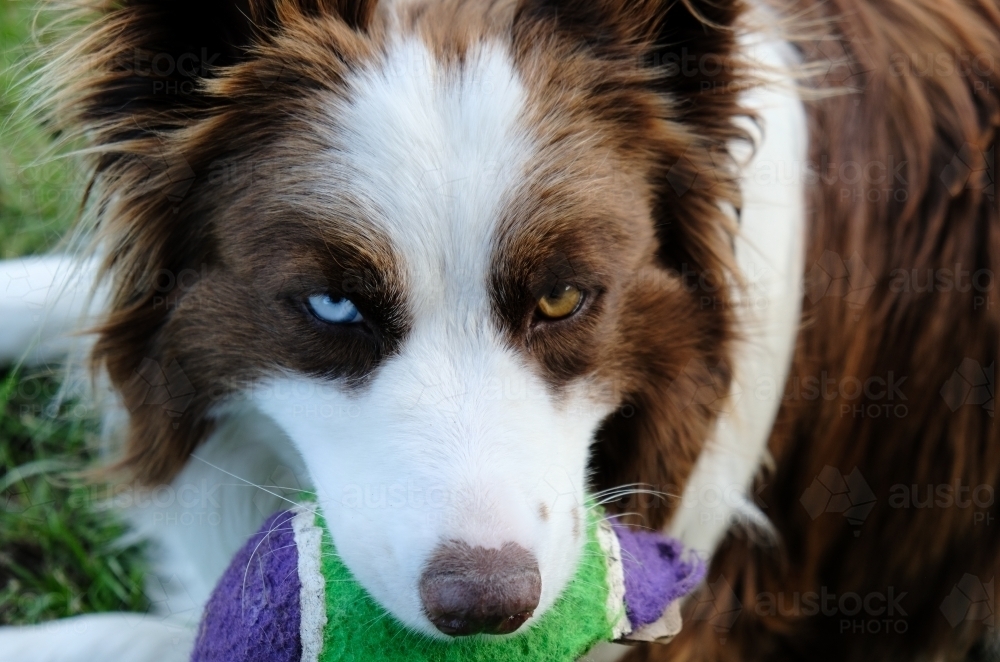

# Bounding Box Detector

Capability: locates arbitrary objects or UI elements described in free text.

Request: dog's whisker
[239,517,295,614]
[599,511,658,531]
[358,608,392,637]
[214,483,317,494]
[190,454,320,516]
[588,488,680,508]
[590,484,679,500]
[590,483,656,498]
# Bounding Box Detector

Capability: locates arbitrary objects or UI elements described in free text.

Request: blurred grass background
[0,0,148,624]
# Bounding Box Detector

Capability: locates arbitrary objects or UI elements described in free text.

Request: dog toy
[190,502,704,662]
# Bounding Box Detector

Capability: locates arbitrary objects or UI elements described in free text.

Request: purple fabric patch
[612,523,705,628]
[191,510,302,662]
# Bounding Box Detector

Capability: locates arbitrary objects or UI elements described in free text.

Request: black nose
[419,541,541,636]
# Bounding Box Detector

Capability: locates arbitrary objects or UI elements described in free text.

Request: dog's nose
[419,541,541,636]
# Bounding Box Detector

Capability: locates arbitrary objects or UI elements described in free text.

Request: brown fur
[630,0,1000,660]
[510,0,749,527]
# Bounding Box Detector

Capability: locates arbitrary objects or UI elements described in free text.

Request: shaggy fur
[653,1,1000,661]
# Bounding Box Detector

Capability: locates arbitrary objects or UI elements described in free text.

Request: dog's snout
[419,541,541,637]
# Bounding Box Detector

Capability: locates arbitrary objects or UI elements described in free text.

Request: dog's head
[50,0,746,636]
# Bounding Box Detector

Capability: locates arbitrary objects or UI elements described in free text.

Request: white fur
[0,613,193,662]
[117,406,310,620]
[0,256,104,366]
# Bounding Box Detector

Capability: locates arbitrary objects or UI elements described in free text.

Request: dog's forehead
[326,37,535,313]
[283,32,656,308]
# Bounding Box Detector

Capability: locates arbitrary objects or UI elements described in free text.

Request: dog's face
[210,32,665,633]
[240,37,659,632]
[63,0,745,636]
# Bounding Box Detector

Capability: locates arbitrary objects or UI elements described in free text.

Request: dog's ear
[513,0,746,276]
[48,0,378,143]
[42,0,379,484]
[513,0,741,56]
[512,0,746,152]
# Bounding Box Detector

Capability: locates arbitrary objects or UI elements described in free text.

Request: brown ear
[513,0,747,279]
[48,0,380,144]
[43,0,379,484]
[513,0,748,528]
[512,0,746,158]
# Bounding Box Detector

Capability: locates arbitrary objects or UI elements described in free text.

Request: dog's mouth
[318,490,588,639]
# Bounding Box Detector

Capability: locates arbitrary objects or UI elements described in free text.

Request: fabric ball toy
[190,502,704,662]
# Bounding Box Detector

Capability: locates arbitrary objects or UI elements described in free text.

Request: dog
[0,0,998,660]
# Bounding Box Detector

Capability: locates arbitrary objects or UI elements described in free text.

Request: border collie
[1,0,998,660]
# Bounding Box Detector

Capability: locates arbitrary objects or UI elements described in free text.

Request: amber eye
[536,283,584,320]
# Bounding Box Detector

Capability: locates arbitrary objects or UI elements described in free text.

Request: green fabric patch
[316,512,615,662]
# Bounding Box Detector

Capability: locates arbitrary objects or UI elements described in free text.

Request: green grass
[0,0,149,625]
[0,372,149,624]
[0,0,83,258]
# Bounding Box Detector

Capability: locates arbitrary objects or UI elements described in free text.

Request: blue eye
[306,294,363,324]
